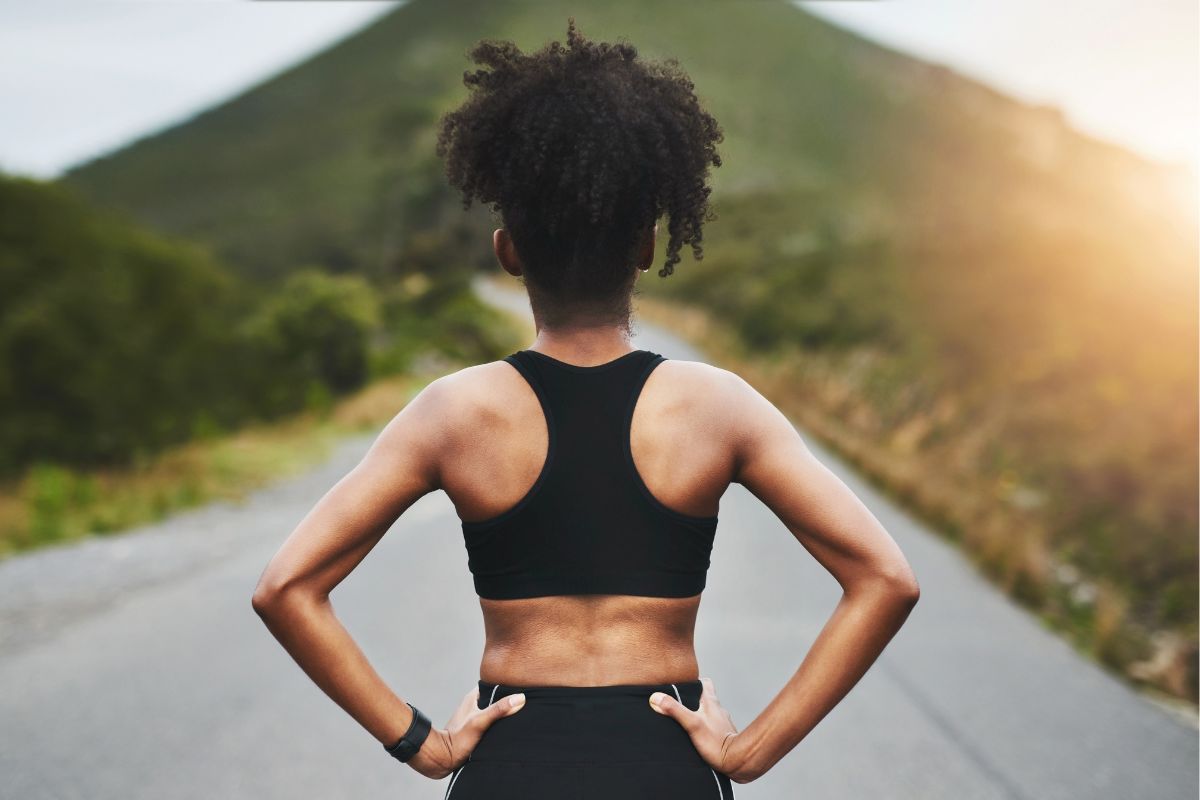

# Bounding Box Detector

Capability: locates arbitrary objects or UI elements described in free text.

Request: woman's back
[438,347,739,686]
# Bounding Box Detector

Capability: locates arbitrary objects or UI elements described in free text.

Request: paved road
[1,280,1195,800]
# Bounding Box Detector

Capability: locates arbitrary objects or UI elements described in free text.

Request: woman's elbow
[854,560,920,608]
[252,571,325,618]
[897,575,921,608]
[251,580,282,618]
[251,572,298,617]
[883,565,921,608]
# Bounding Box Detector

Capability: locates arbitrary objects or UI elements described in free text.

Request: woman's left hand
[407,685,526,779]
[649,677,745,778]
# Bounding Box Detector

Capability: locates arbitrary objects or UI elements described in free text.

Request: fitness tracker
[383,702,432,763]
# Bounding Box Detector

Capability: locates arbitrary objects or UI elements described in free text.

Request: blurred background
[0,1,1196,798]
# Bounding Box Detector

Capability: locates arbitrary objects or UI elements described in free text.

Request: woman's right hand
[407,685,527,779]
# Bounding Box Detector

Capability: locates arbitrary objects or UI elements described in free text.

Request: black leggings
[443,679,737,799]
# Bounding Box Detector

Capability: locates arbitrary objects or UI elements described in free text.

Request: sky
[800,0,1198,174]
[0,0,1196,179]
[0,1,399,178]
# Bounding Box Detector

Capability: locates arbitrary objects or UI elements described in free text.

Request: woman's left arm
[250,374,520,779]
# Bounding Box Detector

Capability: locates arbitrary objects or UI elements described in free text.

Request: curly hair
[435,17,723,326]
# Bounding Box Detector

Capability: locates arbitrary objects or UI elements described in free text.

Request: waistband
[478,678,703,706]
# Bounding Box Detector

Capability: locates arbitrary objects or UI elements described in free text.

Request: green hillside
[0,170,518,475]
[60,0,1197,698]
[59,0,1007,280]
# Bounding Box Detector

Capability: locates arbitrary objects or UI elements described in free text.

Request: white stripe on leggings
[444,764,466,800]
[671,683,727,800]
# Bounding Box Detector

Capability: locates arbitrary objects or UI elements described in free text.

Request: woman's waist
[479,644,700,688]
[479,617,700,687]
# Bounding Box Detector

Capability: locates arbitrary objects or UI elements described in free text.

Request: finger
[700,676,719,704]
[474,692,526,729]
[648,691,699,732]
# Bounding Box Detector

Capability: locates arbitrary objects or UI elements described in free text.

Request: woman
[252,18,920,799]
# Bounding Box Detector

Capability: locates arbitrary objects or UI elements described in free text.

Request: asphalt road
[1,280,1195,799]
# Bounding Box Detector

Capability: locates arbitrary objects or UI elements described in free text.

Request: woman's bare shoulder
[649,358,788,454]
[653,357,766,411]
[410,359,518,420]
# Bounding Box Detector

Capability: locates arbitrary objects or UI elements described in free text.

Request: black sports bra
[461,348,719,600]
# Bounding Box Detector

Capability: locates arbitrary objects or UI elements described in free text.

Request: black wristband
[383,702,432,763]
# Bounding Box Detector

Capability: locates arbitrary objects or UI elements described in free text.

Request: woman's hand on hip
[407,685,526,779]
[649,677,753,782]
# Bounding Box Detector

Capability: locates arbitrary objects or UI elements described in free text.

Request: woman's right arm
[720,371,921,783]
